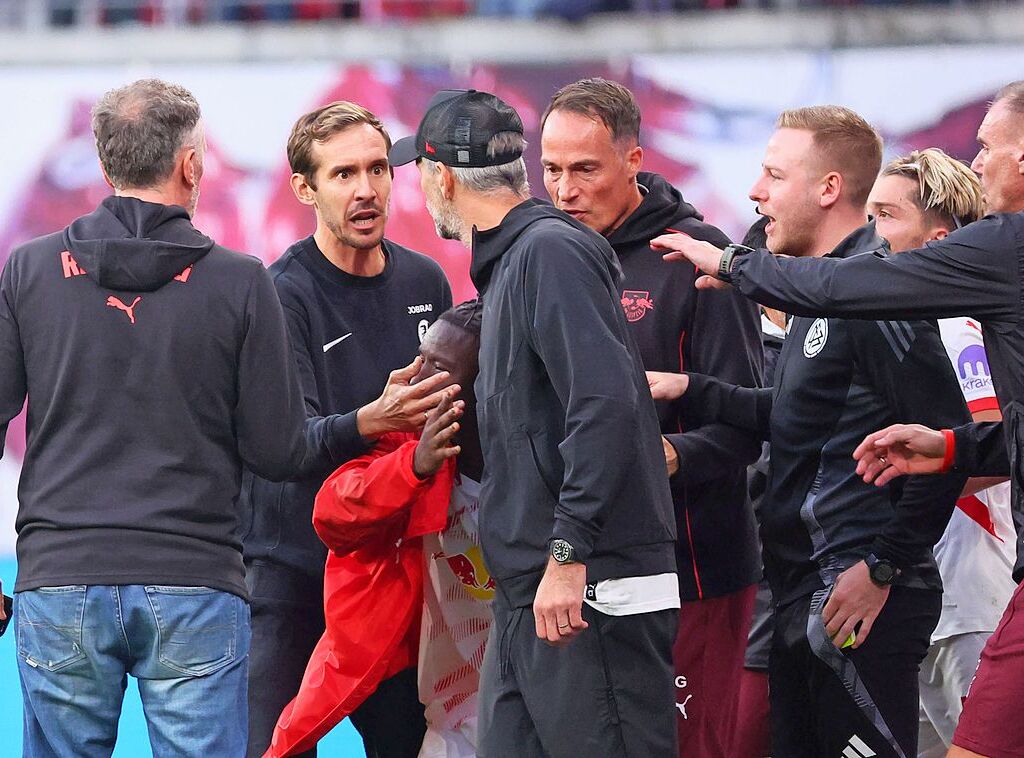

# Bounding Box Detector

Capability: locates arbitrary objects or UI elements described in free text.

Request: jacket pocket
[16,586,88,673]
[524,429,560,502]
[144,586,247,677]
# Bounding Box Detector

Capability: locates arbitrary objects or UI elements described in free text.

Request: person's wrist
[356,402,383,439]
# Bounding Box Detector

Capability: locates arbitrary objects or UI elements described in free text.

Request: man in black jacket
[540,78,763,757]
[657,80,1024,758]
[0,79,311,756]
[390,89,678,757]
[242,101,452,758]
[652,106,971,758]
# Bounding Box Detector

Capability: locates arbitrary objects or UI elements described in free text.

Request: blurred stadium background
[1,0,1023,753]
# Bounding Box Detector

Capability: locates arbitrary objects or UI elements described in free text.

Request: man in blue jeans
[0,79,321,755]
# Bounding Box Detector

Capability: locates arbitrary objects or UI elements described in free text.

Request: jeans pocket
[16,586,88,672]
[144,586,240,677]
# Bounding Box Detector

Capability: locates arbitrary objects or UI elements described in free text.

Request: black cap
[389,89,524,168]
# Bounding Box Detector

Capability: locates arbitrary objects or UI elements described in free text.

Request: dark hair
[995,80,1024,115]
[542,77,641,145]
[438,299,483,338]
[92,79,201,190]
[287,100,392,189]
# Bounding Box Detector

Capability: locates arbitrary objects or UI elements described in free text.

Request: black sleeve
[0,255,26,459]
[664,282,765,487]
[520,236,647,561]
[953,421,1010,477]
[851,320,972,567]
[731,215,1022,321]
[234,264,308,481]
[678,373,773,440]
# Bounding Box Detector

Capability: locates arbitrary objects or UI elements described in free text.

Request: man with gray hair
[0,78,313,755]
[390,90,679,757]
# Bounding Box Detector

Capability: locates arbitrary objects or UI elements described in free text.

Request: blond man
[649,107,971,757]
[867,150,1016,757]
[242,101,452,757]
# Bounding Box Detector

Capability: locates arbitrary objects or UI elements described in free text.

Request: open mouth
[763,214,776,235]
[349,209,381,229]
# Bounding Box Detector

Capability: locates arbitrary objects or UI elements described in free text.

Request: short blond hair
[287,101,391,189]
[882,148,984,228]
[777,105,883,208]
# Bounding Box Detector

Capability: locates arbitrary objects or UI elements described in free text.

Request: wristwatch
[550,539,578,565]
[718,243,755,284]
[865,553,900,586]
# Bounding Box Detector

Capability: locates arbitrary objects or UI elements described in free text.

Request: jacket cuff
[951,424,976,473]
[939,429,956,473]
[328,410,371,461]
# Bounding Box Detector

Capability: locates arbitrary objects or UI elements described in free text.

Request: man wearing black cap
[391,90,680,757]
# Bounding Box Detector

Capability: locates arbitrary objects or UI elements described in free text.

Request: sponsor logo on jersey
[408,303,434,315]
[803,318,828,358]
[620,290,655,322]
[957,343,993,392]
[440,545,495,602]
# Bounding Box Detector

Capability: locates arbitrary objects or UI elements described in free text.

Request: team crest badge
[803,318,829,358]
[621,290,655,322]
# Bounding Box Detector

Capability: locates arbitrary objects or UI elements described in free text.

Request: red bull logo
[442,545,495,602]
[621,290,655,322]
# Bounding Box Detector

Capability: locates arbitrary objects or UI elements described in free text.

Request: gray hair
[995,80,1024,115]
[92,79,202,190]
[432,132,530,196]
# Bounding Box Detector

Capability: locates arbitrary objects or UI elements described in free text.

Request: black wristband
[718,243,755,284]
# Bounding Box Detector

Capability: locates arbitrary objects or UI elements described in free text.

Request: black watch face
[872,562,896,584]
[551,540,573,563]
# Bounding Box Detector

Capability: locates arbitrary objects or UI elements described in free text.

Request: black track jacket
[680,226,971,603]
[0,196,310,599]
[470,199,677,609]
[724,212,1024,582]
[607,172,763,601]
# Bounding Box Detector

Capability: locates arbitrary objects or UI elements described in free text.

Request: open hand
[413,391,464,478]
[357,357,460,439]
[853,423,947,486]
[533,557,589,646]
[650,234,731,291]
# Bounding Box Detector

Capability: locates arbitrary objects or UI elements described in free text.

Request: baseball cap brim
[388,136,421,167]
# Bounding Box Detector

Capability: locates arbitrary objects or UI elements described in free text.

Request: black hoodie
[605,173,764,601]
[471,198,677,608]
[0,196,309,599]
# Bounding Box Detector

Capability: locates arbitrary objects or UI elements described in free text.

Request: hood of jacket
[63,195,214,292]
[606,171,703,249]
[470,197,621,292]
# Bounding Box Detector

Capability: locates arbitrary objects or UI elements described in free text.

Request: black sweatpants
[770,585,941,758]
[478,594,677,758]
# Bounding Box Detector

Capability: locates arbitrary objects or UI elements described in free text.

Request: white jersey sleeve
[937,317,999,414]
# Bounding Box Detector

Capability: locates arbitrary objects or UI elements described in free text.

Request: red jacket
[265,433,453,757]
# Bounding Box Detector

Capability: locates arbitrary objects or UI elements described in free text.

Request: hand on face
[413,390,464,479]
[357,357,460,439]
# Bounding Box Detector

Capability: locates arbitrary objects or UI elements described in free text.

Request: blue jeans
[15,584,250,757]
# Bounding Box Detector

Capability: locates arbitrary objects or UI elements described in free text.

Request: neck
[313,225,385,277]
[457,191,527,247]
[116,185,186,212]
[604,183,645,237]
[806,207,868,258]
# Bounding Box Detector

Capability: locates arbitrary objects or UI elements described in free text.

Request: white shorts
[917,631,990,758]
